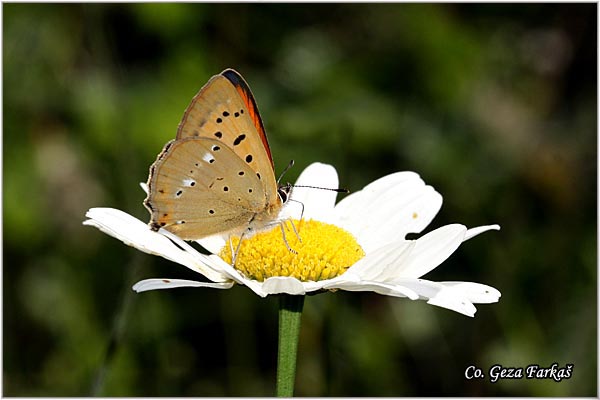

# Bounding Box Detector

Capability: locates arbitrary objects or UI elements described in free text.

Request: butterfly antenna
[286,185,348,220]
[277,159,295,184]
[292,184,349,193]
[278,160,349,193]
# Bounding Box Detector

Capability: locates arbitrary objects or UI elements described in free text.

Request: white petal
[157,228,242,282]
[389,278,496,317]
[323,279,419,299]
[333,171,420,227]
[346,240,415,282]
[139,182,149,194]
[261,276,307,295]
[195,234,227,255]
[396,224,467,279]
[464,224,501,242]
[332,172,442,252]
[204,254,269,296]
[439,281,501,303]
[427,287,477,317]
[83,208,229,283]
[132,278,234,292]
[282,163,339,222]
[388,278,442,298]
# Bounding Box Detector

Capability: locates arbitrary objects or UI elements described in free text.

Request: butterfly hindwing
[145,137,266,238]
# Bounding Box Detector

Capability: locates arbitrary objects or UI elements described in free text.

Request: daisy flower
[84,162,500,318]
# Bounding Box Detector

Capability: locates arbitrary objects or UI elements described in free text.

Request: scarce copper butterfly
[144,69,290,241]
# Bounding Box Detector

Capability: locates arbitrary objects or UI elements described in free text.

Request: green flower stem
[276,294,305,397]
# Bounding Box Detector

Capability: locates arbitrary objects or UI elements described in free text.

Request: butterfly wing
[144,137,266,239]
[176,69,278,207]
[220,69,273,166]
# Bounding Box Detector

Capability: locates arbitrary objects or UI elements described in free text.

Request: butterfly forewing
[176,70,278,206]
[145,138,266,238]
[220,69,273,166]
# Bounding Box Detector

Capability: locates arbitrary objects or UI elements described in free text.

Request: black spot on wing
[233,134,246,146]
[144,199,154,210]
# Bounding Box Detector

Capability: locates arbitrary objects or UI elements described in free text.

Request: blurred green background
[3,3,596,396]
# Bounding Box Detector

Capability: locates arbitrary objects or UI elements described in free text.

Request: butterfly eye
[277,185,292,204]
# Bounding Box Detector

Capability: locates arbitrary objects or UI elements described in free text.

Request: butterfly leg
[287,198,305,220]
[278,221,298,254]
[228,236,235,264]
[230,232,246,266]
[286,218,302,243]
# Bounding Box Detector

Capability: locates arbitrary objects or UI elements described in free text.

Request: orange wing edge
[221,68,274,168]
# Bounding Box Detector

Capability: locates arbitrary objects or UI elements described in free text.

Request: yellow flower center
[220,219,365,282]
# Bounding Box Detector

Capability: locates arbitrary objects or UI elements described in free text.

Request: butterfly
[144,69,291,242]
